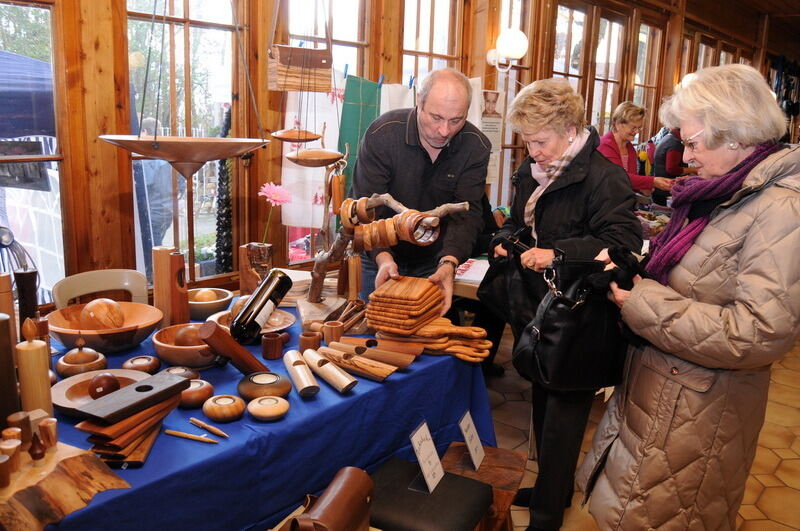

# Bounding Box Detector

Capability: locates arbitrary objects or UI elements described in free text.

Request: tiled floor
[487,327,800,530]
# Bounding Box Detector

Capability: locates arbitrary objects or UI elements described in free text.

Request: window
[402,0,463,84]
[127,0,235,281]
[633,22,662,140]
[553,5,586,91]
[679,35,693,81]
[284,0,366,264]
[0,2,62,302]
[590,16,624,133]
[719,48,734,65]
[697,40,714,69]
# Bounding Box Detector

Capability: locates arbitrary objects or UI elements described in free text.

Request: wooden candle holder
[301,349,357,394]
[164,366,200,380]
[198,321,268,375]
[122,355,162,374]
[202,395,245,423]
[56,344,107,378]
[282,350,320,398]
[317,346,397,382]
[247,396,290,422]
[0,438,21,473]
[237,372,292,401]
[179,379,215,409]
[6,412,31,448]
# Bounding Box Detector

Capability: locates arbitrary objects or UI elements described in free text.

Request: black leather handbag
[512,254,627,390]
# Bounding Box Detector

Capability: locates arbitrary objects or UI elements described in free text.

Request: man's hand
[428,256,457,316]
[520,247,555,272]
[374,252,399,290]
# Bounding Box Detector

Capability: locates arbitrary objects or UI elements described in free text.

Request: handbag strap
[543,266,589,309]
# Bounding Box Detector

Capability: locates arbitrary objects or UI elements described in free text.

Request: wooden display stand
[440,442,527,531]
[0,442,129,528]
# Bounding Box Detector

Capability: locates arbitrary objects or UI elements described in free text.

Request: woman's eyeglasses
[682,128,705,152]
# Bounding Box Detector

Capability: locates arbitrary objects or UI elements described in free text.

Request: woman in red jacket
[598,101,673,194]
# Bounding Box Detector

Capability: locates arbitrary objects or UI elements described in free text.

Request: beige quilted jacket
[577,145,800,530]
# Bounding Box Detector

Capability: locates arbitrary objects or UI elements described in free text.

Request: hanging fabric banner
[338,76,381,194]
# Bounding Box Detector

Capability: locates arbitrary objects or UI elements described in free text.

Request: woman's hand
[520,248,555,272]
[653,177,674,191]
[608,275,642,308]
[493,244,508,258]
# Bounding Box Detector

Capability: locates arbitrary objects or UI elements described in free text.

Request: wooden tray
[51,369,150,417]
[367,292,443,317]
[369,276,438,302]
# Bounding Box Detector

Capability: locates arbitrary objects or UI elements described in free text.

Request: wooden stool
[440,442,527,531]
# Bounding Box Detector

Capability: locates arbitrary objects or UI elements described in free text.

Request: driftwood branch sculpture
[306,192,468,303]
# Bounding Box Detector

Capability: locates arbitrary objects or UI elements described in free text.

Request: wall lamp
[486,28,529,73]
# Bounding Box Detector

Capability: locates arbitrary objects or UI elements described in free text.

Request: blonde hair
[610,101,645,131]
[507,78,586,135]
[659,64,786,149]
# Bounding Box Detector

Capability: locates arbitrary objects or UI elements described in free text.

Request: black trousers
[529,384,596,530]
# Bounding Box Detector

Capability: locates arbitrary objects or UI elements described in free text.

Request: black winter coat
[482,128,642,337]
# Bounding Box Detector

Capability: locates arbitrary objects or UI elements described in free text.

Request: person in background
[598,101,673,195]
[488,78,641,531]
[351,68,490,314]
[651,127,697,205]
[578,64,800,530]
[139,117,176,247]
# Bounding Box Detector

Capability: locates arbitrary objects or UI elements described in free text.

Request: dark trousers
[529,384,596,530]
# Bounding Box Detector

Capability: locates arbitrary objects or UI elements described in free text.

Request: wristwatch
[437,257,459,271]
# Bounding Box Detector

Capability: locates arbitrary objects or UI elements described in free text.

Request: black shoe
[482,362,505,379]
[513,487,532,506]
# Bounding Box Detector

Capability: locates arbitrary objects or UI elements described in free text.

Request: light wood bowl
[188,288,233,321]
[51,369,149,417]
[202,394,245,423]
[47,302,164,353]
[55,349,107,378]
[152,323,216,369]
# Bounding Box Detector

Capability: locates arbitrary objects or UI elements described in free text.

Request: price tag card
[410,421,444,493]
[459,410,485,471]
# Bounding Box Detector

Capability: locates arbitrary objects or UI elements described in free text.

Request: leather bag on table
[281,466,373,531]
[512,252,627,390]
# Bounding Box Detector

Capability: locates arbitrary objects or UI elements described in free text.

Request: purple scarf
[645,142,781,284]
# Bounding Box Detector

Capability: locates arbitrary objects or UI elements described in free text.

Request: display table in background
[51,308,496,530]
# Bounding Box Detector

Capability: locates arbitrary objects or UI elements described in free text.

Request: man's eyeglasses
[681,128,705,152]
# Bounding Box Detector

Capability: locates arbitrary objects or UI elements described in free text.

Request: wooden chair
[52,269,148,309]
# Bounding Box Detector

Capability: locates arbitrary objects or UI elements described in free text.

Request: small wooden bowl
[50,369,149,417]
[152,323,216,369]
[180,379,215,409]
[202,394,246,423]
[247,396,290,421]
[208,308,296,334]
[237,372,292,401]
[122,355,161,374]
[47,302,163,353]
[188,288,233,321]
[163,366,200,380]
[56,349,107,378]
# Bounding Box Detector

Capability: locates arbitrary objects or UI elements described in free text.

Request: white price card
[459,410,485,471]
[410,421,444,493]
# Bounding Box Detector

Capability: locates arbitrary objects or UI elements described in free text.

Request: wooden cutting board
[98,422,161,468]
[368,287,442,308]
[367,292,443,317]
[86,401,175,449]
[365,302,443,324]
[369,276,438,302]
[75,394,180,438]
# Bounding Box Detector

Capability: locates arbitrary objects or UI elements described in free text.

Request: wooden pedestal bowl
[51,369,149,417]
[152,323,216,369]
[47,302,164,353]
[188,288,233,321]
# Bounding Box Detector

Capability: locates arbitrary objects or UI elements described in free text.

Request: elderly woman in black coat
[484,78,641,530]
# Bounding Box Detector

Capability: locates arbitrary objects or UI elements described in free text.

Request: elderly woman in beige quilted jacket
[578,64,800,530]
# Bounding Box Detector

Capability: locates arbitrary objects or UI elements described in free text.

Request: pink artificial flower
[258,182,291,206]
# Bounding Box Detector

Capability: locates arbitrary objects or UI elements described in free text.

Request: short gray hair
[507,78,586,135]
[659,64,786,149]
[417,68,472,108]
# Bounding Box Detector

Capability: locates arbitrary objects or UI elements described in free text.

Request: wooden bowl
[207,308,296,334]
[152,323,216,369]
[51,369,149,417]
[56,349,107,378]
[47,302,163,353]
[188,288,233,321]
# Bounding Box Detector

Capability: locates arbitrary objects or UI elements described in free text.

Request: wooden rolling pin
[198,321,268,375]
[317,346,397,382]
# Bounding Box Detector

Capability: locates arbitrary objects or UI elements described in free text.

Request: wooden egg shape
[164,366,200,380]
[202,394,246,423]
[179,379,215,409]
[122,355,161,374]
[193,288,218,302]
[88,372,120,399]
[174,325,204,346]
[56,348,107,378]
[79,298,125,330]
[237,372,292,401]
[247,396,290,422]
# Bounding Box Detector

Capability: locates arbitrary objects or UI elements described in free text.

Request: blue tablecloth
[52,310,496,530]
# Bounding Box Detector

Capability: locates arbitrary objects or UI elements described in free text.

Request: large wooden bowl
[47,302,164,353]
[152,323,216,369]
[51,369,150,417]
[188,288,233,321]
